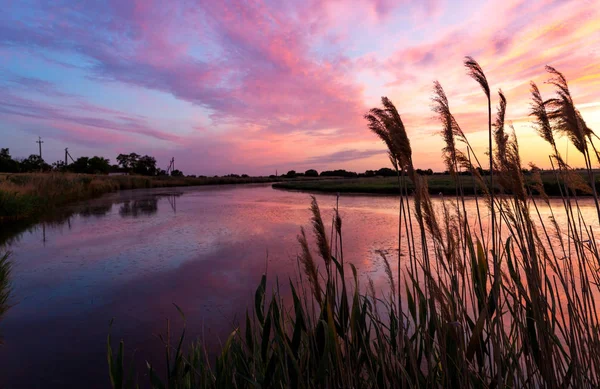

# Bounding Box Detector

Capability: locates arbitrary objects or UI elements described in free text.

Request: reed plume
[492,92,526,200]
[297,226,322,304]
[464,56,491,99]
[377,250,396,297]
[545,66,600,221]
[432,81,466,176]
[464,56,495,212]
[365,97,415,180]
[545,66,592,154]
[530,82,555,147]
[309,195,331,266]
[493,90,508,163]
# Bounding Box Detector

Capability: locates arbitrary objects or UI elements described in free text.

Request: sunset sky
[1,0,599,175]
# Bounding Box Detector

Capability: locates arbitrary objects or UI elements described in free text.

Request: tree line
[2,147,508,178]
[280,167,438,178]
[279,167,530,178]
[0,149,184,176]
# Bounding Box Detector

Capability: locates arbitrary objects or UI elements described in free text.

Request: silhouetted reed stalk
[109,61,600,388]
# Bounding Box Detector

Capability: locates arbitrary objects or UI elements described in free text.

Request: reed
[108,61,600,388]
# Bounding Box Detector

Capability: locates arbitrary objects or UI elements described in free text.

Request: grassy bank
[273,172,599,196]
[0,173,278,221]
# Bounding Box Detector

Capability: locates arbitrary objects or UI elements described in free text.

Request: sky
[0,0,599,176]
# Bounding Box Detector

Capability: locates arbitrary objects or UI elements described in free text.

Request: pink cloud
[1,0,599,174]
[0,91,182,143]
[369,0,599,168]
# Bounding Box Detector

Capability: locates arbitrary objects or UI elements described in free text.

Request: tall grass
[108,61,600,388]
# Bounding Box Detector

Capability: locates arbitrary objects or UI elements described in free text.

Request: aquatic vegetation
[108,61,600,388]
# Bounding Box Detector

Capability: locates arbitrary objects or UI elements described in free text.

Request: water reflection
[79,203,114,218]
[1,185,598,388]
[0,191,182,247]
[167,194,177,213]
[0,214,73,247]
[119,199,158,217]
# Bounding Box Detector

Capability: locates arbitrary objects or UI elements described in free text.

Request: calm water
[0,184,597,388]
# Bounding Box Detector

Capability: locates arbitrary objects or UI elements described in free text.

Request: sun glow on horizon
[0,0,599,175]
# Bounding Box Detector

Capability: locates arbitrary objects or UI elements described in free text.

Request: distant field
[272,173,599,196]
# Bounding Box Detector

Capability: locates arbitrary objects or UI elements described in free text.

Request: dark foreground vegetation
[272,171,600,196]
[99,59,600,388]
[0,173,277,221]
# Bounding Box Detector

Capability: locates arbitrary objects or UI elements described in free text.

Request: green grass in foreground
[0,173,278,221]
[272,173,600,196]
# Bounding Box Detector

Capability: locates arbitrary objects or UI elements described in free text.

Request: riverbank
[0,173,279,221]
[272,173,599,196]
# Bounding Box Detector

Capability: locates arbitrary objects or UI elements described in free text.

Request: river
[0,183,597,388]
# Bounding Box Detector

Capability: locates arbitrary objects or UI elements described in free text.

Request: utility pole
[36,136,44,159]
[64,148,75,165]
[166,157,175,174]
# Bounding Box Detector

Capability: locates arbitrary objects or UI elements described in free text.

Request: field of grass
[0,173,280,221]
[272,172,599,196]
